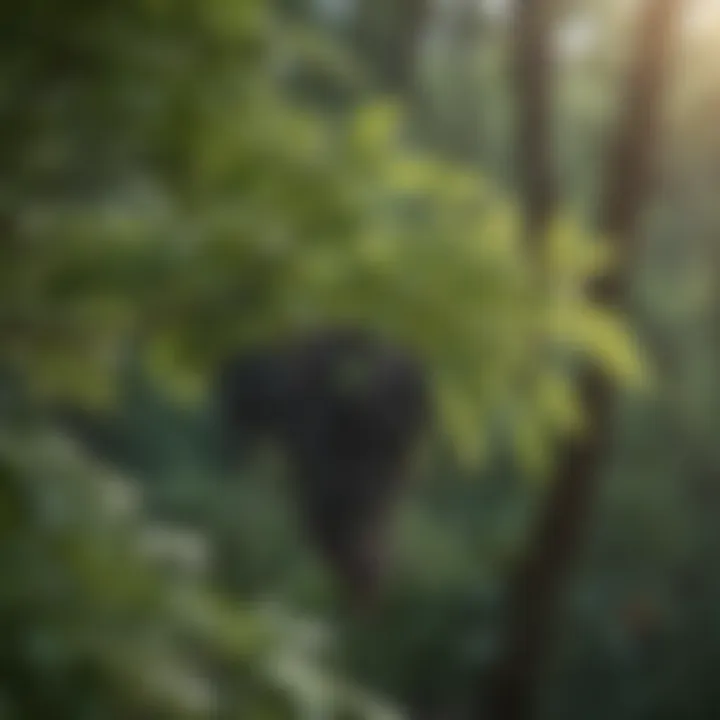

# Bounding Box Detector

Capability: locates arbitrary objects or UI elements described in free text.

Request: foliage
[0,418,404,719]
[0,0,641,477]
[4,0,711,718]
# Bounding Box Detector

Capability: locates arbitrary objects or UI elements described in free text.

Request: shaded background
[1,0,720,718]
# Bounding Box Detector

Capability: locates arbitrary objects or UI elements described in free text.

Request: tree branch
[514,0,557,242]
[484,2,682,719]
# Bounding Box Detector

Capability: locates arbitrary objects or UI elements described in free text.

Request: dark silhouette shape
[215,326,431,603]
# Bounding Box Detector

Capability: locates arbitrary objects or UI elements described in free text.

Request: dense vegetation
[2,0,720,718]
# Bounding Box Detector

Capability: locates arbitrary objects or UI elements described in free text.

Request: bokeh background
[1,0,719,718]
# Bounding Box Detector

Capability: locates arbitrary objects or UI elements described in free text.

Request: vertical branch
[514,0,557,242]
[593,0,683,304]
[484,1,682,719]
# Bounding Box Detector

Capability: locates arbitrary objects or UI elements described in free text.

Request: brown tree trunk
[484,2,683,719]
[514,0,557,243]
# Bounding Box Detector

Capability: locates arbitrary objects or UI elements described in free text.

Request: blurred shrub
[0,425,400,719]
[0,0,643,475]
